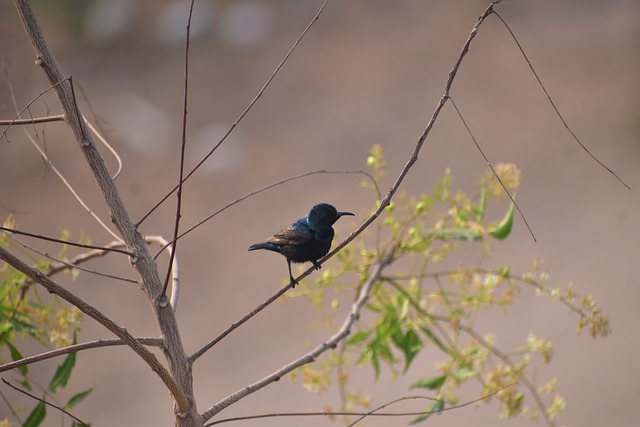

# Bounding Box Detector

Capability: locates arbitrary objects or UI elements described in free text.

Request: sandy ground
[1,1,639,426]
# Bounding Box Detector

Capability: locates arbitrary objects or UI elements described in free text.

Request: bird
[248,203,354,287]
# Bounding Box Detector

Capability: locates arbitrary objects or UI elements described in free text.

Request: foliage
[289,146,609,425]
[0,222,90,427]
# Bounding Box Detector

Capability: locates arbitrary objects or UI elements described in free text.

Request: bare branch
[203,384,513,426]
[147,235,181,311]
[0,226,131,256]
[84,116,123,181]
[0,338,162,373]
[7,234,138,285]
[189,285,287,364]
[492,10,629,189]
[0,114,64,125]
[136,0,333,227]
[201,257,392,421]
[1,379,90,426]
[162,0,194,300]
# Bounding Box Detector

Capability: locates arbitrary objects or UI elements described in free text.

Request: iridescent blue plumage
[248,203,354,287]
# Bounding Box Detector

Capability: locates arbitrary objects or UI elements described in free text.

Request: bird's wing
[267,227,312,246]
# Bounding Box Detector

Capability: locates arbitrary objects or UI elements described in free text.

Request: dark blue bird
[248,203,354,287]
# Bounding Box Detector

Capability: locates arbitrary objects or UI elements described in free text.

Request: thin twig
[0,226,131,255]
[7,233,138,284]
[0,114,64,125]
[154,169,376,259]
[77,84,123,180]
[3,65,122,240]
[201,257,392,421]
[203,379,514,426]
[136,0,333,227]
[492,10,629,190]
[147,235,181,311]
[2,378,90,426]
[448,96,536,241]
[84,116,123,180]
[0,338,163,373]
[0,62,68,142]
[162,0,194,301]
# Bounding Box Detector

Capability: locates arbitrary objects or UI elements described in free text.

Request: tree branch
[0,246,185,405]
[201,257,393,421]
[12,0,195,420]
[0,114,64,125]
[0,338,162,373]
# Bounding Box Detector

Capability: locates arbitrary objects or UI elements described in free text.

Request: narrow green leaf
[6,341,28,376]
[346,330,370,346]
[20,378,33,392]
[67,387,93,409]
[474,186,488,221]
[370,349,380,379]
[49,351,76,392]
[411,375,447,390]
[24,402,46,427]
[488,202,514,240]
[420,326,450,355]
[410,399,444,424]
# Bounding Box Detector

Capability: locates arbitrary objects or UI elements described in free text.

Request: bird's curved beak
[337,211,355,218]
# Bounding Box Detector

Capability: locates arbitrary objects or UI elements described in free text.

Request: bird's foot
[312,261,322,270]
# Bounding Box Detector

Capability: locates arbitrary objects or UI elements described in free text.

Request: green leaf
[6,341,28,376]
[472,186,488,221]
[420,326,450,355]
[24,402,46,427]
[391,329,421,372]
[49,333,77,393]
[410,399,444,424]
[67,387,93,409]
[370,349,380,378]
[20,378,33,392]
[347,330,370,346]
[488,201,514,240]
[411,375,447,390]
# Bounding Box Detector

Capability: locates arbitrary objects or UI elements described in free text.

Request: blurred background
[1,0,639,425]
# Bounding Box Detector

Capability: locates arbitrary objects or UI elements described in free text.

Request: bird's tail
[248,242,275,251]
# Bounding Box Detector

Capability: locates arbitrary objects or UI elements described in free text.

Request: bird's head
[307,203,354,227]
